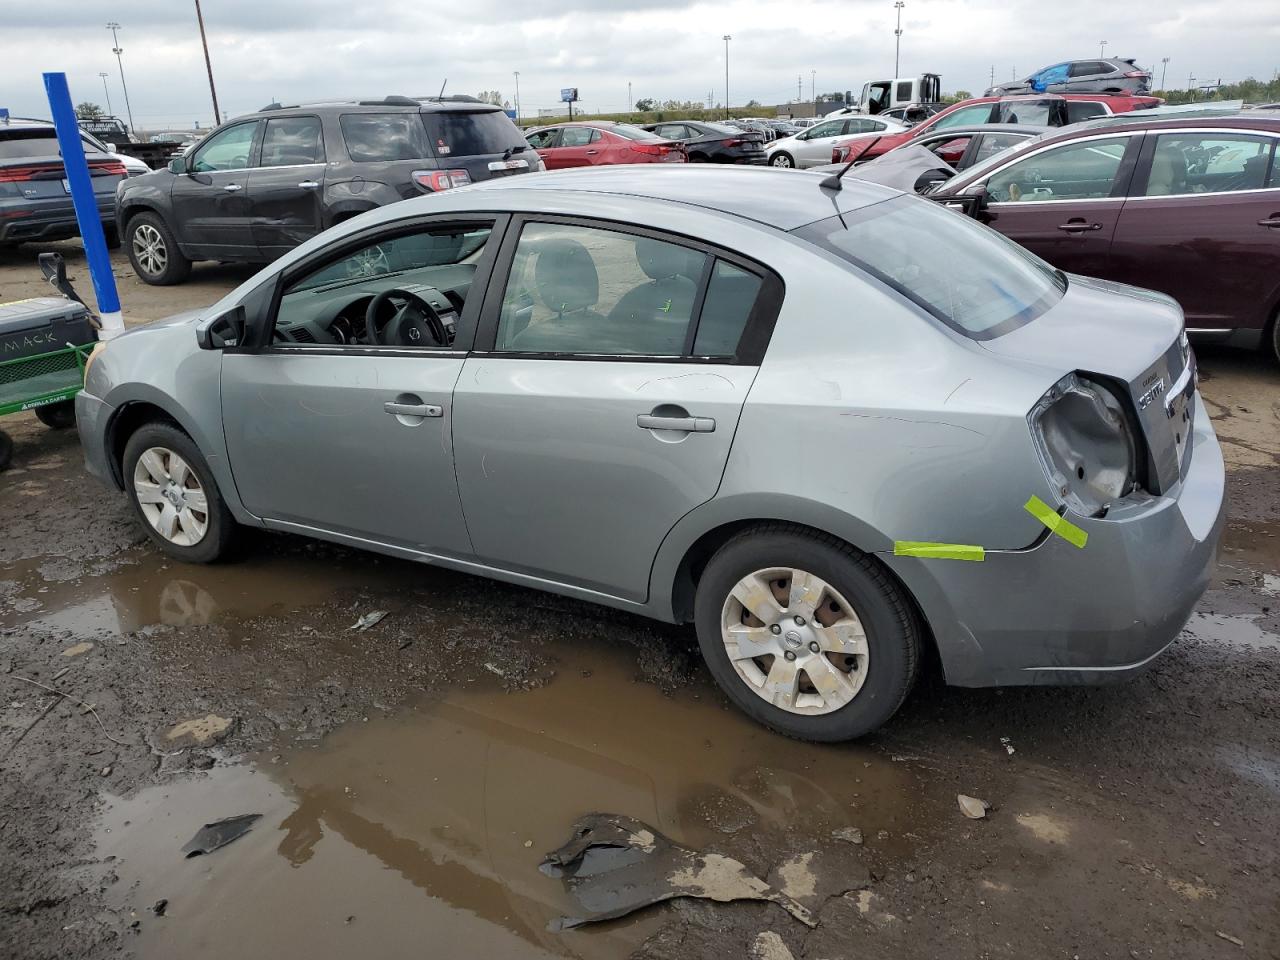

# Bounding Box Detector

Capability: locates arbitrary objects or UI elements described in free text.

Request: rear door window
[1142,134,1276,196]
[1066,101,1108,123]
[986,135,1130,201]
[259,116,324,167]
[694,261,763,357]
[560,127,596,147]
[340,113,429,162]
[1070,61,1107,78]
[420,110,527,157]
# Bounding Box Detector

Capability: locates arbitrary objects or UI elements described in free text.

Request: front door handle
[1258,216,1280,228]
[222,183,243,193]
[1057,219,1101,233]
[637,414,716,433]
[384,401,442,418]
[585,149,599,155]
[298,180,320,189]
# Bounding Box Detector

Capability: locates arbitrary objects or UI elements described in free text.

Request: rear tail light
[0,161,127,182]
[91,161,128,177]
[411,169,472,192]
[1123,71,1150,79]
[1028,373,1141,517]
[833,147,847,163]
[722,138,742,147]
[632,142,668,156]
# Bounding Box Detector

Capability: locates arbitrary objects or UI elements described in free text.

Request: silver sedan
[75,166,1225,741]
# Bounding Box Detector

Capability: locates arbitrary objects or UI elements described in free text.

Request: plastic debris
[831,827,864,845]
[1000,737,1015,756]
[181,814,262,857]
[1216,931,1244,947]
[349,611,388,632]
[958,794,990,819]
[166,715,233,746]
[540,813,815,931]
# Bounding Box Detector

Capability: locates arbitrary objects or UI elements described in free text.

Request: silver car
[75,166,1225,741]
[987,58,1152,97]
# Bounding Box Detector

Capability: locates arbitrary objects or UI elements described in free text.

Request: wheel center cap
[783,630,803,649]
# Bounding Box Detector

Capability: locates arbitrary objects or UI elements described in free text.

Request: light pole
[628,80,632,114]
[893,1,905,78]
[193,1,221,130]
[98,72,114,117]
[1160,56,1170,90]
[723,34,731,119]
[106,22,135,136]
[1099,39,1107,58]
[811,69,816,104]
[513,71,521,122]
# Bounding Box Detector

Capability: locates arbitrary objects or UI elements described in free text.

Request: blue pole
[42,72,124,337]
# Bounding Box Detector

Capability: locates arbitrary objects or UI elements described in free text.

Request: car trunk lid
[0,156,126,201]
[980,274,1194,493]
[419,110,535,185]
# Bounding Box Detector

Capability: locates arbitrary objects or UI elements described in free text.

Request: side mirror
[196,306,247,350]
[105,142,118,152]
[168,156,187,175]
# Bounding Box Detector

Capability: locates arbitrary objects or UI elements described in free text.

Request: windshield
[420,111,527,156]
[0,129,105,159]
[609,124,663,141]
[795,196,1066,339]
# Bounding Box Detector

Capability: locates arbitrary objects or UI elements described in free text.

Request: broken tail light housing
[411,169,472,192]
[1028,373,1140,518]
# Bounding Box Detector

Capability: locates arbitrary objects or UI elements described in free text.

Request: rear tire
[0,430,12,471]
[693,524,920,742]
[125,212,191,286]
[123,422,237,563]
[770,152,795,169]
[35,400,76,430]
[1268,310,1280,364]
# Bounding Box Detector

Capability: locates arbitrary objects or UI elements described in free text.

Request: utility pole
[627,80,632,113]
[989,64,995,90]
[723,34,732,120]
[98,72,114,117]
[1160,57,1169,90]
[811,69,816,104]
[893,1,905,78]
[797,75,802,100]
[1099,39,1107,58]
[513,71,521,121]
[193,1,221,129]
[106,22,135,136]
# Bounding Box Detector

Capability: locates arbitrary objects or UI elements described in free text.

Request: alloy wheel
[771,155,793,168]
[132,223,168,276]
[720,567,869,715]
[132,446,209,547]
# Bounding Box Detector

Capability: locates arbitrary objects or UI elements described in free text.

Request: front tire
[125,212,191,286]
[35,400,76,430]
[123,422,236,563]
[693,525,919,742]
[770,152,795,169]
[1268,311,1280,364]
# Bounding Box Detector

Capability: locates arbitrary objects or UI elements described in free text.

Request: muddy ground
[1,242,1278,960]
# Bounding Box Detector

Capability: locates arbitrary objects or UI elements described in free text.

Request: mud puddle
[0,541,433,635]
[95,645,936,960]
[1214,518,1280,592]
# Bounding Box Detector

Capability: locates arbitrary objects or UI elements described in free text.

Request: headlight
[1028,373,1139,518]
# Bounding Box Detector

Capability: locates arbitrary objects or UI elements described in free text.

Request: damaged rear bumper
[883,392,1226,687]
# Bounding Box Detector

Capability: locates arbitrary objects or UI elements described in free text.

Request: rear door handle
[384,401,442,418]
[637,414,716,433]
[1057,219,1101,233]
[1258,216,1280,228]
[222,183,242,193]
[298,180,320,189]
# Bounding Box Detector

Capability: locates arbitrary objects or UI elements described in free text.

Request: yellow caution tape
[1024,495,1088,548]
[893,541,985,562]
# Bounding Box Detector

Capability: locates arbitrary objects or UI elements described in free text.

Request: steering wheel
[364,288,449,347]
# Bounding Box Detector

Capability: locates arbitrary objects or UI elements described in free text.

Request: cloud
[0,0,1272,130]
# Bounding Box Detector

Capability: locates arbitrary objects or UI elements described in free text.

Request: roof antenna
[820,135,882,190]
[438,78,448,99]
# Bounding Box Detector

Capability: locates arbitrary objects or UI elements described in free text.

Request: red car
[524,121,687,169]
[830,93,1161,164]
[931,114,1280,359]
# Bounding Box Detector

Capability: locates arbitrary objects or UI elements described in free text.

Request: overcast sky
[3,0,1277,131]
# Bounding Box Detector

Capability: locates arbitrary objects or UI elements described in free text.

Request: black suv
[116,96,539,285]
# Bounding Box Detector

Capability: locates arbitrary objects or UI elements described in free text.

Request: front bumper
[75,390,118,488]
[883,392,1226,687]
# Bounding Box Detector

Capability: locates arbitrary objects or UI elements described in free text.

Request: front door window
[191,122,257,173]
[986,137,1129,202]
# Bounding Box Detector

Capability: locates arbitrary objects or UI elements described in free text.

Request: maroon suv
[931,114,1280,359]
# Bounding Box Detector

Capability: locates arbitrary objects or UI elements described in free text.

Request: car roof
[252,96,504,116]
[1049,112,1280,140]
[461,165,898,231]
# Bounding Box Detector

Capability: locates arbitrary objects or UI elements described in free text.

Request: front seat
[606,238,702,354]
[1146,147,1187,196]
[509,238,606,352]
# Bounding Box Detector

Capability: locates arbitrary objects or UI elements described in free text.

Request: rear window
[420,110,527,157]
[340,113,430,162]
[795,195,1065,339]
[0,129,103,160]
[608,124,663,141]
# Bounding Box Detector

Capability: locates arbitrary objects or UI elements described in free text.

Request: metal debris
[181,814,262,857]
[958,794,990,819]
[540,813,815,931]
[348,611,388,632]
[1215,931,1244,947]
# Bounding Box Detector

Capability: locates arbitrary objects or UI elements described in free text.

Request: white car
[767,115,908,169]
